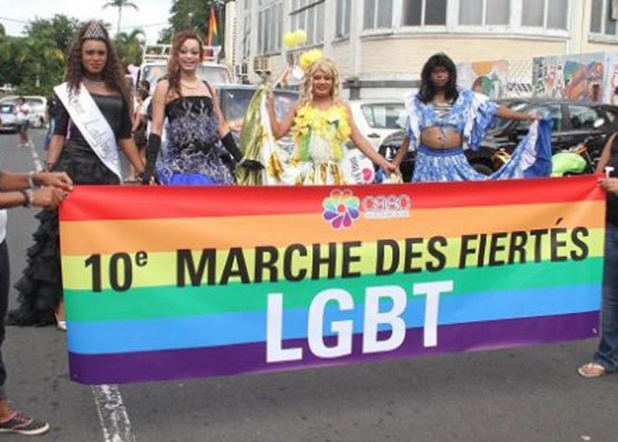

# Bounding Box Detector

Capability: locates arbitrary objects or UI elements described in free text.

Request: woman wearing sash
[263,54,396,185]
[7,21,145,329]
[142,31,262,186]
[392,53,551,182]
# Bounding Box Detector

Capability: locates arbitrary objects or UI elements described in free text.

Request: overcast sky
[0,0,174,43]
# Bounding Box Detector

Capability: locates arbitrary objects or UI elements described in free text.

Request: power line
[0,16,29,25]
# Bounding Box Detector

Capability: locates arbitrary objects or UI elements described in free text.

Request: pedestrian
[126,80,150,182]
[0,168,72,435]
[578,133,618,377]
[13,97,32,149]
[7,21,145,329]
[142,30,262,186]
[43,94,58,151]
[265,52,397,185]
[392,52,551,182]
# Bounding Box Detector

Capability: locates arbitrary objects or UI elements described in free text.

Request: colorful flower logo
[322,189,360,229]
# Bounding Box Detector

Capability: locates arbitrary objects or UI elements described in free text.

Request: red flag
[207,3,219,46]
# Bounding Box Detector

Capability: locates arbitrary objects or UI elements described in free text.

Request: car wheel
[472,163,493,176]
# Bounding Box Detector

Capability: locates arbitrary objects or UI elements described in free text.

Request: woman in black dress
[7,21,145,329]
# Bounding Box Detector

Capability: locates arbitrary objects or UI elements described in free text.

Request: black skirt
[6,142,120,327]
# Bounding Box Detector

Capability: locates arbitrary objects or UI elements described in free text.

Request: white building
[228,0,618,99]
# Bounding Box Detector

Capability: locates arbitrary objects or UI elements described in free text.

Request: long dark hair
[418,53,459,104]
[167,31,204,98]
[64,21,129,103]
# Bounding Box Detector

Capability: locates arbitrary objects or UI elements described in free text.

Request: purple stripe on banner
[69,312,599,385]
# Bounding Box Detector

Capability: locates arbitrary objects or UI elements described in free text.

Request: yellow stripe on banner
[60,201,605,256]
[61,229,605,290]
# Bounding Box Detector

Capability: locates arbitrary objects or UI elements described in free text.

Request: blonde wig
[301,57,341,103]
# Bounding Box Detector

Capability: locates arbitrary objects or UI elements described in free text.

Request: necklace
[84,78,105,85]
[181,79,200,90]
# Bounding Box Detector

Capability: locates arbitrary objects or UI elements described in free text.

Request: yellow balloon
[295,29,307,45]
[283,32,296,48]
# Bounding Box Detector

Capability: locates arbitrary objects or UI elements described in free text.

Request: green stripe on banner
[65,258,603,322]
[61,229,605,291]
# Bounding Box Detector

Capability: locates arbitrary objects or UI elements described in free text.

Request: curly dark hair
[418,52,459,104]
[64,21,129,103]
[167,31,204,98]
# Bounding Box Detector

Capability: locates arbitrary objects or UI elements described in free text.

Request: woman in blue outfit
[142,31,261,186]
[393,53,551,182]
[578,134,618,378]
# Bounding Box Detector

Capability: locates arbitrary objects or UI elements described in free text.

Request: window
[363,0,393,30]
[335,0,351,37]
[257,1,282,55]
[522,0,567,30]
[290,0,325,46]
[361,103,407,129]
[459,0,510,26]
[402,0,447,26]
[568,105,604,129]
[590,0,618,37]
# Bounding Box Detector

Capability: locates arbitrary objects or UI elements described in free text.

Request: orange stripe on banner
[60,200,604,255]
[59,176,604,222]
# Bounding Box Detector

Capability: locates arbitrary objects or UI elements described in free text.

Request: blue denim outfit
[594,222,618,372]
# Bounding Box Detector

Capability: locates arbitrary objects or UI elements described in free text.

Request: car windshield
[141,63,232,92]
[361,103,406,129]
[219,88,297,121]
[0,104,13,113]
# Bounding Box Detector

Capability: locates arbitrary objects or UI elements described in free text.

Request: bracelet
[19,189,33,208]
[27,171,36,189]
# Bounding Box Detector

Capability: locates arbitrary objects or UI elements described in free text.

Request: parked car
[347,100,407,150]
[484,98,618,165]
[216,84,299,166]
[0,103,18,133]
[0,95,48,129]
[379,98,618,182]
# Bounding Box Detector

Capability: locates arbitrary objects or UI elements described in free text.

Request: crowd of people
[0,18,615,436]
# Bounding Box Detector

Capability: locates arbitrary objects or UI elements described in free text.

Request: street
[0,129,616,442]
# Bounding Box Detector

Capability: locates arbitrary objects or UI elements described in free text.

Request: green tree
[25,15,81,56]
[160,0,225,44]
[103,0,139,36]
[115,28,145,67]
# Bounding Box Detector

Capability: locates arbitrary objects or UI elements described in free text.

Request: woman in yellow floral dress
[266,56,396,185]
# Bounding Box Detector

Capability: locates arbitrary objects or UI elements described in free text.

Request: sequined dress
[157,96,234,185]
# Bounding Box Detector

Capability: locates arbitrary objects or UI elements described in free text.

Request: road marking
[92,385,137,442]
[28,141,136,442]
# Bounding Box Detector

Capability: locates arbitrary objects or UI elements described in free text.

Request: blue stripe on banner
[67,284,601,355]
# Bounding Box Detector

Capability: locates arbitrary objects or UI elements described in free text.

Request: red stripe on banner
[59,175,604,221]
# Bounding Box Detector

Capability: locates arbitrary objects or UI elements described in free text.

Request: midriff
[420,127,462,149]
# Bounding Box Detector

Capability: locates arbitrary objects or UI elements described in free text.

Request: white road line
[28,141,136,442]
[92,385,137,442]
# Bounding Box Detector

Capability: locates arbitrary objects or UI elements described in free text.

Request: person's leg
[594,223,618,371]
[0,241,50,435]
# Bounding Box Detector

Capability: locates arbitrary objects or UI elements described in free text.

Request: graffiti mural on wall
[603,52,618,104]
[457,60,509,99]
[533,53,605,102]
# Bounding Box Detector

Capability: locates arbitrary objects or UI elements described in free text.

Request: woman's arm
[596,132,617,173]
[496,105,539,121]
[268,92,298,139]
[344,102,397,174]
[392,136,411,168]
[46,134,65,171]
[119,138,145,174]
[149,80,168,137]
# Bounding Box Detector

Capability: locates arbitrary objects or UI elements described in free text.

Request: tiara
[83,22,107,40]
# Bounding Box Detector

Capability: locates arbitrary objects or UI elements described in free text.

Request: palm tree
[103,0,139,36]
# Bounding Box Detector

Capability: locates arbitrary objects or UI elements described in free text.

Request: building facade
[231,0,618,99]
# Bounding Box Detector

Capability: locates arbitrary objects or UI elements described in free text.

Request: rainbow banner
[60,176,604,385]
